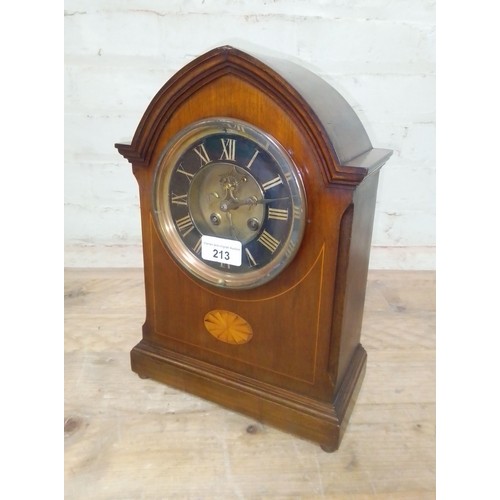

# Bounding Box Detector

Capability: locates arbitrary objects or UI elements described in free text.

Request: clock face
[153,118,306,289]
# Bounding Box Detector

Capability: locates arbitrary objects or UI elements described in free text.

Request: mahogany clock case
[116,46,392,452]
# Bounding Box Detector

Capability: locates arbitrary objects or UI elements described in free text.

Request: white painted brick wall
[64,0,435,269]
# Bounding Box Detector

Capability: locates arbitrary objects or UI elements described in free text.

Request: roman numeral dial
[171,193,188,206]
[257,230,281,254]
[193,144,210,166]
[262,176,283,191]
[153,118,306,289]
[220,138,236,161]
[175,214,195,237]
[268,207,289,221]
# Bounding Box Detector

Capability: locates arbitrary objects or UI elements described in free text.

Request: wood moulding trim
[132,339,334,418]
[130,338,366,450]
[333,343,367,445]
[115,46,375,186]
[328,202,354,386]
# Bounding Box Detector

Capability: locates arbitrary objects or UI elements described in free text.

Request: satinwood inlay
[204,310,253,345]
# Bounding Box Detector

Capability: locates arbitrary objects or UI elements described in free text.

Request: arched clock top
[115,46,391,186]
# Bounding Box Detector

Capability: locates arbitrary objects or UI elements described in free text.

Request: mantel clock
[116,46,392,451]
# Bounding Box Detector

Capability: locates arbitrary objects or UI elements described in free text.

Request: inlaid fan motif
[204,310,253,345]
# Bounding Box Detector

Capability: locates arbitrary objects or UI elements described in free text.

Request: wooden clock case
[116,46,392,452]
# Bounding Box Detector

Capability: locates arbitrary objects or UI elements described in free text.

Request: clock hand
[242,196,290,205]
[208,192,220,204]
[222,195,290,210]
[225,210,240,240]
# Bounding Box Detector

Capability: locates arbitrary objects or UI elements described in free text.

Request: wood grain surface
[65,268,435,499]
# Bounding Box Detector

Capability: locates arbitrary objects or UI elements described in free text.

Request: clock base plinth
[130,340,367,452]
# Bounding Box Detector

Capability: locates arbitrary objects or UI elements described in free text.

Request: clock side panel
[129,164,156,333]
[330,172,381,388]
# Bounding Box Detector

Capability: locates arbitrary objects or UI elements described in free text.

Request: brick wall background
[64,0,435,269]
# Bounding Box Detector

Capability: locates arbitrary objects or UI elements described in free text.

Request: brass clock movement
[116,46,392,451]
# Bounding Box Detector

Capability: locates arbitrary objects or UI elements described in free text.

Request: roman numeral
[244,248,257,267]
[267,207,289,221]
[257,230,281,253]
[245,149,259,169]
[193,144,211,166]
[262,176,283,191]
[220,138,236,161]
[230,123,246,133]
[177,165,194,182]
[175,214,195,237]
[193,237,202,254]
[285,239,296,258]
[171,193,188,206]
